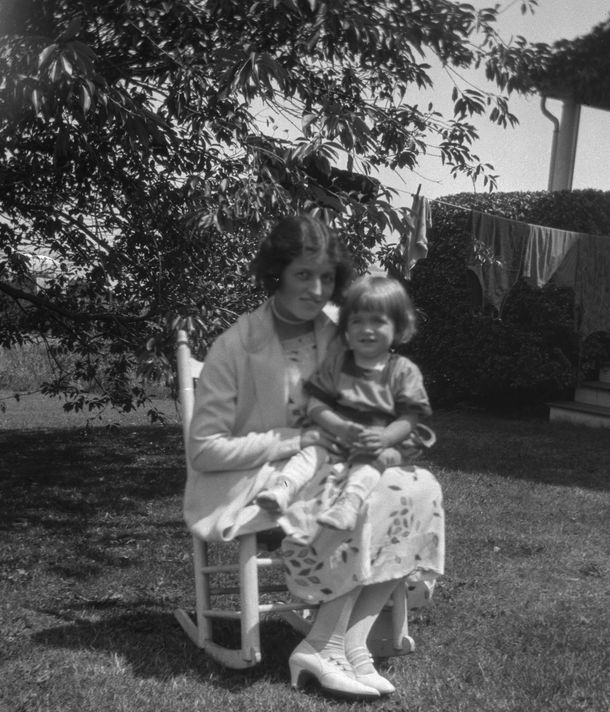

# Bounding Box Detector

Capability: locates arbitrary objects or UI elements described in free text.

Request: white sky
[387,0,610,201]
[6,1,606,204]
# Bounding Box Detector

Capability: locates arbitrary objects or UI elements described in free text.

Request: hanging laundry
[468,210,529,314]
[546,241,578,290]
[396,194,431,279]
[522,224,583,288]
[572,235,610,338]
[468,208,610,337]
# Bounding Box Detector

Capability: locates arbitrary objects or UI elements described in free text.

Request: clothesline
[431,198,473,212]
[392,183,480,214]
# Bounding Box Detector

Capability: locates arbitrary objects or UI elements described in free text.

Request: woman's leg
[333,580,402,695]
[293,580,400,695]
[290,587,382,698]
[346,579,398,650]
[305,587,360,655]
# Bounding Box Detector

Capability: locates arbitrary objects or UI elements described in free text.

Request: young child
[257,274,434,531]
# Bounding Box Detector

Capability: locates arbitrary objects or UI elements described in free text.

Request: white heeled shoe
[347,646,396,695]
[289,641,380,699]
[354,670,396,695]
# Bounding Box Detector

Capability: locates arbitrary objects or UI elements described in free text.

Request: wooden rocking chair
[173,330,415,669]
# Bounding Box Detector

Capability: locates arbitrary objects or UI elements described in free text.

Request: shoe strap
[346,646,374,670]
[325,653,352,673]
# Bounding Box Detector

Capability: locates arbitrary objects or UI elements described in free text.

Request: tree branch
[0,279,154,324]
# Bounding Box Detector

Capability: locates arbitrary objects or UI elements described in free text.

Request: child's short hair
[338,274,417,346]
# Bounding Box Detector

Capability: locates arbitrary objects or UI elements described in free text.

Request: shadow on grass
[31,608,302,689]
[428,410,610,492]
[0,425,184,528]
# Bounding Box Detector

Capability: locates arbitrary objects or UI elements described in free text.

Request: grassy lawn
[1,393,609,712]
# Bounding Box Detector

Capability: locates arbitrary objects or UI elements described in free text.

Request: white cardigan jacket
[184,299,339,541]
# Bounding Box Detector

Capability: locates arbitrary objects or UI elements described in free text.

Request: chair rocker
[173,330,415,669]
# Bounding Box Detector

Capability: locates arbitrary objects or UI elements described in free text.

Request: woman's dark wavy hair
[251,214,353,304]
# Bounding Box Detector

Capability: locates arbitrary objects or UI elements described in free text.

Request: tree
[0,0,545,415]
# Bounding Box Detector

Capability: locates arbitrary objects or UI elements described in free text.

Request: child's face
[345,309,396,362]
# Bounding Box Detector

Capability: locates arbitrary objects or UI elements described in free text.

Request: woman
[185,215,444,699]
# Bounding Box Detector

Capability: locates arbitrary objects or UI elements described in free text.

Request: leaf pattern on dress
[276,360,443,608]
[278,334,442,599]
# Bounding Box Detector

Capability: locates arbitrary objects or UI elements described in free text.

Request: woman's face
[274,251,336,322]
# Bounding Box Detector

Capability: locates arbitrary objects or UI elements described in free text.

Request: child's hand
[341,422,365,445]
[323,422,364,455]
[351,426,388,456]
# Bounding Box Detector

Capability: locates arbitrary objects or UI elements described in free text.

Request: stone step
[575,381,610,409]
[548,400,610,429]
[600,363,610,384]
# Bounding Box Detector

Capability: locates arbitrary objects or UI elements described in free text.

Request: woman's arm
[189,334,302,473]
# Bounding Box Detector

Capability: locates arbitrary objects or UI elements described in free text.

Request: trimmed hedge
[394,189,610,410]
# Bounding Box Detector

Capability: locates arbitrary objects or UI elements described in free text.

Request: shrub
[392,189,610,409]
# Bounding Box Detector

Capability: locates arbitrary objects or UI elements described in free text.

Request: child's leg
[256,445,328,513]
[317,463,381,531]
[342,461,381,499]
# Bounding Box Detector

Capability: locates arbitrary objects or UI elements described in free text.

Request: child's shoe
[317,492,362,531]
[256,480,295,513]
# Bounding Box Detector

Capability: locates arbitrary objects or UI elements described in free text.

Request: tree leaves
[0,0,549,413]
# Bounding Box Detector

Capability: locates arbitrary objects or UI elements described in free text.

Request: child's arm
[382,413,418,447]
[354,355,431,456]
[308,402,364,446]
[353,414,418,455]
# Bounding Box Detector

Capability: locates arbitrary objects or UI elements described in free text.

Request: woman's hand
[300,427,342,453]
